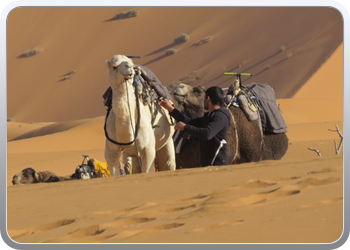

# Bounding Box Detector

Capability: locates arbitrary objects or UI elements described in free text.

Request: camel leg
[131,156,142,174]
[123,149,154,174]
[155,139,176,171]
[123,155,141,174]
[138,147,156,173]
[123,155,132,175]
[104,143,122,176]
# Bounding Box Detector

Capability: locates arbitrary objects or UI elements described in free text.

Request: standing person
[159,86,231,166]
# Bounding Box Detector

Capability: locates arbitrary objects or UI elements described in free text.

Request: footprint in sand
[116,200,199,220]
[8,219,75,238]
[297,176,341,188]
[307,166,342,175]
[302,197,343,208]
[236,176,341,206]
[235,176,340,205]
[238,180,277,189]
[268,176,301,182]
[222,187,300,207]
[103,223,185,241]
[193,220,244,232]
[102,217,156,227]
[148,222,185,230]
[93,207,137,216]
[187,175,338,217]
[111,230,143,240]
[259,187,301,198]
[57,217,157,242]
[177,194,211,203]
[68,224,105,238]
[44,225,116,243]
[157,204,197,214]
[176,176,314,220]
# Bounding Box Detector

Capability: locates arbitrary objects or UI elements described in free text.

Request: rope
[103,79,143,172]
[103,82,140,146]
[228,107,239,163]
[126,79,143,172]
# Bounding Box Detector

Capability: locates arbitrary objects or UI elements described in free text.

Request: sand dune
[7,7,342,122]
[7,156,343,243]
[6,6,344,245]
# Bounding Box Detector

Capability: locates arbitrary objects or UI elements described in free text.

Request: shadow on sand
[17,53,37,59]
[144,54,170,66]
[145,42,177,57]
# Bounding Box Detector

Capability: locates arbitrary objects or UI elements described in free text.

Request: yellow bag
[91,158,111,177]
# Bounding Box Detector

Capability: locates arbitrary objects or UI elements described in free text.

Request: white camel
[105,54,176,175]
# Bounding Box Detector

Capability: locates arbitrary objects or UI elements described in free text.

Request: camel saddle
[135,65,173,104]
[245,83,287,134]
[225,83,287,134]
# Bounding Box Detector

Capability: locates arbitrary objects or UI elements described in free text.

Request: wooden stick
[329,125,343,154]
[328,125,343,137]
[336,137,343,154]
[334,140,338,155]
[308,147,322,156]
[336,125,343,138]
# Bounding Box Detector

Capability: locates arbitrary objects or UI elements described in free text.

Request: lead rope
[228,107,239,163]
[104,83,140,146]
[126,79,143,173]
[103,79,143,173]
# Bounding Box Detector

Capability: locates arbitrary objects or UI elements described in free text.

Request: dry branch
[308,147,322,157]
[328,125,343,154]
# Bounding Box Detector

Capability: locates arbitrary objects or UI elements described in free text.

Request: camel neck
[111,79,135,110]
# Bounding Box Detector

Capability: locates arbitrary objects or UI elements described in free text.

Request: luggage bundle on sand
[73,155,120,179]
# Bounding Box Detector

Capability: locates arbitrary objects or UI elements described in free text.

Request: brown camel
[12,168,73,185]
[172,83,288,168]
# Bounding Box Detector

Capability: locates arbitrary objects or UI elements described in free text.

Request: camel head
[173,83,206,117]
[106,55,135,85]
[12,168,40,185]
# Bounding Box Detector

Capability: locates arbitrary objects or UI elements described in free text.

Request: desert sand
[6,7,344,245]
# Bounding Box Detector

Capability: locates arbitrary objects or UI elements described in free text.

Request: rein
[104,78,141,146]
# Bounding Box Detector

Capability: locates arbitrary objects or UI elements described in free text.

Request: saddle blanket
[137,65,173,102]
[244,83,287,134]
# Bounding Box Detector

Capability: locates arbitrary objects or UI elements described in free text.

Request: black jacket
[170,107,231,166]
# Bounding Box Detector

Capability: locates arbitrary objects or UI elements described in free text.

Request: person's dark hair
[205,86,224,106]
